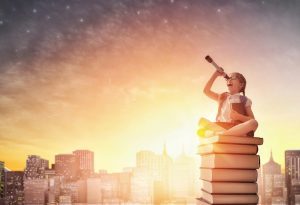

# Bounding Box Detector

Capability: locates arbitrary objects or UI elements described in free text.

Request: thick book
[201,190,258,204]
[201,154,260,169]
[201,181,258,194]
[199,135,263,145]
[198,143,258,155]
[200,168,257,182]
[196,197,257,205]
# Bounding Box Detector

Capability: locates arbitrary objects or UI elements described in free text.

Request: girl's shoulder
[241,95,252,107]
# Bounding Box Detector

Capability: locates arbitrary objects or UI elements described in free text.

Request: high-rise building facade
[286,150,300,205]
[24,179,48,205]
[24,155,49,179]
[0,161,5,205]
[136,145,173,203]
[55,154,79,181]
[262,151,282,204]
[73,150,94,178]
[172,150,196,199]
[5,171,24,205]
[87,178,102,204]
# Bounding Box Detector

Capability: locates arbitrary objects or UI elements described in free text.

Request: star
[79,18,84,23]
[46,15,51,20]
[26,29,31,33]
[33,9,37,13]
[217,8,221,13]
[66,5,70,10]
[170,0,175,3]
[0,20,3,25]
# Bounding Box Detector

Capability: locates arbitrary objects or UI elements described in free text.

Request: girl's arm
[203,71,223,101]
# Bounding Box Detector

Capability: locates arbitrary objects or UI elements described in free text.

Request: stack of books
[197,135,263,205]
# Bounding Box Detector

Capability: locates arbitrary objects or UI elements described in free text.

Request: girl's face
[226,73,244,94]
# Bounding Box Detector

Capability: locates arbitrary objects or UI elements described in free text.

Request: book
[201,181,258,194]
[201,190,258,204]
[199,135,263,146]
[231,103,247,116]
[198,143,258,155]
[201,154,260,169]
[196,197,257,205]
[200,168,257,182]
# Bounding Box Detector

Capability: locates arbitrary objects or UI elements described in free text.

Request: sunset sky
[0,0,299,172]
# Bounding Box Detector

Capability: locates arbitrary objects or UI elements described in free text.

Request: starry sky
[0,0,300,171]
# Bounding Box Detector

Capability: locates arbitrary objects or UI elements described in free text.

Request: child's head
[226,72,246,95]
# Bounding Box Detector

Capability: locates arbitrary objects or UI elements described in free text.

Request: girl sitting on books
[198,70,258,137]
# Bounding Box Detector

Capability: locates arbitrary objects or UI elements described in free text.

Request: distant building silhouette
[24,155,49,179]
[262,150,285,204]
[136,144,173,203]
[24,178,48,205]
[73,150,94,178]
[4,171,24,205]
[0,161,4,205]
[172,147,196,199]
[286,150,300,205]
[55,154,79,182]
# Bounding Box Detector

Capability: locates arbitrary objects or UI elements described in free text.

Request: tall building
[262,151,282,204]
[55,154,79,181]
[73,150,94,178]
[0,161,4,205]
[4,171,24,205]
[172,149,196,199]
[24,155,49,179]
[24,179,48,205]
[47,176,61,205]
[286,150,300,205]
[136,145,173,203]
[130,167,154,203]
[257,167,263,204]
[87,178,102,204]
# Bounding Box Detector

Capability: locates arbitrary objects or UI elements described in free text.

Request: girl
[198,70,258,137]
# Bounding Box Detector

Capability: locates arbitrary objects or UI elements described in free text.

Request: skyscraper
[87,178,102,204]
[55,154,79,181]
[0,161,4,205]
[5,171,24,205]
[136,145,173,203]
[285,150,300,205]
[172,149,196,198]
[24,155,49,179]
[73,150,94,178]
[262,151,284,204]
[24,179,48,205]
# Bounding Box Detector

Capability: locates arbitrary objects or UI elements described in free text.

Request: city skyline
[1,146,295,204]
[1,146,198,204]
[2,145,195,172]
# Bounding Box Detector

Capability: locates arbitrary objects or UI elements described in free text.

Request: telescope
[205,55,230,80]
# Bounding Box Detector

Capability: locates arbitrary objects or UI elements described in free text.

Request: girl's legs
[198,118,227,137]
[219,119,258,136]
